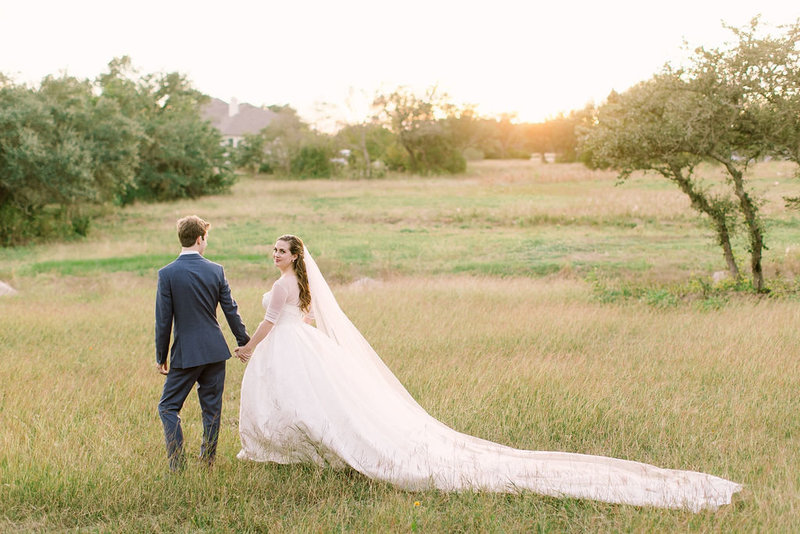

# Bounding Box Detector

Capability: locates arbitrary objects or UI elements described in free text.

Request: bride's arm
[235,320,273,362]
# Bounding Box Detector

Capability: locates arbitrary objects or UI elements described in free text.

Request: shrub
[290,145,333,178]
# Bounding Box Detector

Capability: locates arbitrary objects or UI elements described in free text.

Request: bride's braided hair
[279,234,311,313]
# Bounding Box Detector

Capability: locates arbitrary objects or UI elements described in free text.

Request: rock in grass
[712,271,730,284]
[0,281,18,296]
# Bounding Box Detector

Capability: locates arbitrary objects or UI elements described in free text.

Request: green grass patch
[23,253,268,276]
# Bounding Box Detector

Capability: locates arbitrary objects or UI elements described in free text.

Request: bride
[235,235,741,512]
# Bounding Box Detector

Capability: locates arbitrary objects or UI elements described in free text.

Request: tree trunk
[715,220,740,278]
[360,127,371,179]
[722,160,765,291]
[669,167,740,278]
[399,134,418,173]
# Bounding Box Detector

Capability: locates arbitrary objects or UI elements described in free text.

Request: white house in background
[201,97,277,147]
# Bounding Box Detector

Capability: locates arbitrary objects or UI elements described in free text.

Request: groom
[155,215,250,471]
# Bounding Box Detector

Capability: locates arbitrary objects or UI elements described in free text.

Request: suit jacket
[155,253,250,369]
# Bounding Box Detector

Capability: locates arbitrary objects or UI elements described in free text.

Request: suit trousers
[158,360,226,470]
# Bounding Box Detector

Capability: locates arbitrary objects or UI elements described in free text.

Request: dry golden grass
[1,159,800,531]
[1,273,799,531]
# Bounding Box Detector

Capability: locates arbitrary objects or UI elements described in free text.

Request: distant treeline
[0,56,585,245]
[2,16,798,259]
[233,91,588,180]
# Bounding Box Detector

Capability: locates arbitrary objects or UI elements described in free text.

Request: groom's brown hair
[177,215,210,247]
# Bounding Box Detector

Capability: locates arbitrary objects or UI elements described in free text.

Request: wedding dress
[237,250,741,512]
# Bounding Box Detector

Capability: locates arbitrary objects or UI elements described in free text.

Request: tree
[335,123,394,178]
[550,106,594,162]
[0,57,239,245]
[516,109,594,164]
[373,87,466,174]
[290,143,334,178]
[721,18,800,208]
[39,74,141,205]
[579,77,741,278]
[0,83,86,243]
[521,121,552,163]
[0,73,141,244]
[97,57,234,204]
[674,35,771,292]
[259,105,314,176]
[234,132,269,174]
[579,19,800,292]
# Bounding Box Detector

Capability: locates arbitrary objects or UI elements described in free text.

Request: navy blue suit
[155,252,249,470]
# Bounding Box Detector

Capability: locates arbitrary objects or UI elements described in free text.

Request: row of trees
[4,16,797,294]
[232,90,587,180]
[579,17,800,292]
[1,56,586,245]
[0,57,232,245]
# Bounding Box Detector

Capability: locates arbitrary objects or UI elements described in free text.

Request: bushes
[0,57,236,245]
[0,80,108,244]
[291,145,333,178]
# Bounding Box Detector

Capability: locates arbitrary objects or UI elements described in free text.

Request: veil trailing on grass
[239,248,742,512]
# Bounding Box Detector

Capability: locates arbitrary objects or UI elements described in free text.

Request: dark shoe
[198,454,215,468]
[168,452,187,473]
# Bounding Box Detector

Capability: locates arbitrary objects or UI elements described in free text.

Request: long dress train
[238,250,741,512]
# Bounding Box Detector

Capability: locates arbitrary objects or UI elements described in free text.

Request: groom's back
[157,255,231,368]
[165,256,222,321]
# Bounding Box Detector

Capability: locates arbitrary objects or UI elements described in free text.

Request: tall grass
[1,160,799,531]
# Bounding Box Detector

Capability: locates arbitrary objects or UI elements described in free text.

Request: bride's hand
[235,345,252,363]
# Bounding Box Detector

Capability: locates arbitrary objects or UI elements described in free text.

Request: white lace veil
[303,247,421,407]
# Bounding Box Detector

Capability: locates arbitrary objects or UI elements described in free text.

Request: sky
[1,1,798,129]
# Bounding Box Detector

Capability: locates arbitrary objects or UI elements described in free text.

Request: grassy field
[1,160,800,531]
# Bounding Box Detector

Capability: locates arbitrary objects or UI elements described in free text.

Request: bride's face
[273,240,297,271]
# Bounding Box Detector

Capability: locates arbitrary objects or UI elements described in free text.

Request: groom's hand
[157,362,169,375]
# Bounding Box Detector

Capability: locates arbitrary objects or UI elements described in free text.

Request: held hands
[235,345,253,363]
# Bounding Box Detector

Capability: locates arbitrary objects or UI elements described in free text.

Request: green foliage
[129,107,233,202]
[334,123,395,178]
[97,59,235,204]
[373,87,467,175]
[382,140,412,171]
[39,74,142,204]
[0,76,137,244]
[290,144,333,178]
[577,19,800,291]
[234,132,269,174]
[586,268,797,310]
[228,90,587,180]
[0,56,237,245]
[259,104,314,176]
[230,105,341,180]
[231,104,342,180]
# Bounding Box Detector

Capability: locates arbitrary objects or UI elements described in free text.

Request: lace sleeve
[264,282,289,323]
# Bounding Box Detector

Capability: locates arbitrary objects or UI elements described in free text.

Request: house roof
[201,97,277,137]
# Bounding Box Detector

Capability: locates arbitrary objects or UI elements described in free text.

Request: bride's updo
[278,234,311,313]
